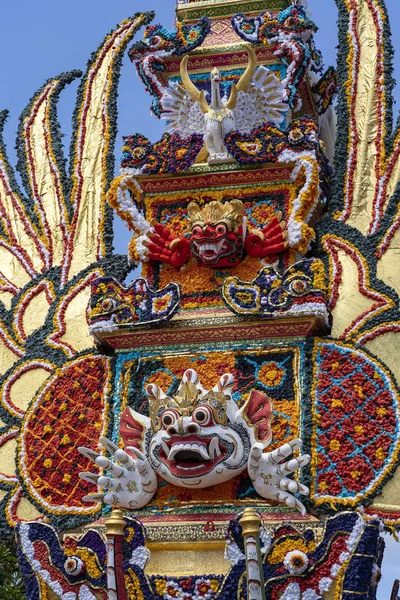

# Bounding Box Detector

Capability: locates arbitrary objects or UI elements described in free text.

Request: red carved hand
[245,214,289,258]
[144,223,190,268]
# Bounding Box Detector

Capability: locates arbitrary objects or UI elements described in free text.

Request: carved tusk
[226,45,257,110]
[180,56,209,114]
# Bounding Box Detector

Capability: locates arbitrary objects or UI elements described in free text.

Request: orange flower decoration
[143,370,175,393]
[258,361,285,387]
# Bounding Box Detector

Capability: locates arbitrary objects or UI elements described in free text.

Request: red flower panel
[20,355,110,511]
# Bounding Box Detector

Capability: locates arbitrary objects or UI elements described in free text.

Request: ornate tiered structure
[0,0,400,598]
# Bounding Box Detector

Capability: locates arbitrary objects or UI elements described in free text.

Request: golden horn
[180,56,209,114]
[226,45,257,110]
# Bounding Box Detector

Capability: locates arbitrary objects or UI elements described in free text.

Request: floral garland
[278,149,321,254]
[17,74,82,271]
[12,280,56,345]
[320,233,395,339]
[0,359,54,419]
[135,54,169,118]
[363,506,400,530]
[62,13,152,284]
[331,0,395,229]
[311,66,338,115]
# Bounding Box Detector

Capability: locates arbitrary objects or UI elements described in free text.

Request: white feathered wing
[161,81,205,137]
[160,67,288,137]
[234,67,288,133]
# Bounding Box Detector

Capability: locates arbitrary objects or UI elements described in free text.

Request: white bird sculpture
[161,46,289,164]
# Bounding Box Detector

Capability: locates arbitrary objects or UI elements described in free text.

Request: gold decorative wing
[319,0,400,518]
[0,12,153,532]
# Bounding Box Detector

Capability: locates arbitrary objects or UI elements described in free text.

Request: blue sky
[0,0,399,595]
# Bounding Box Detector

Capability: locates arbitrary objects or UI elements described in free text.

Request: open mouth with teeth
[192,239,231,264]
[159,434,227,476]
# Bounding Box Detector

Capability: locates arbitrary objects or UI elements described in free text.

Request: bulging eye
[192,225,204,237]
[289,279,308,295]
[100,298,117,312]
[161,410,178,429]
[192,406,213,426]
[150,36,162,48]
[284,17,296,27]
[215,224,227,236]
[64,557,85,576]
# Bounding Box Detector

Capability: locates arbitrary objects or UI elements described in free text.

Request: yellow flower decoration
[268,538,315,565]
[258,362,285,387]
[329,440,341,451]
[210,580,220,593]
[154,579,167,595]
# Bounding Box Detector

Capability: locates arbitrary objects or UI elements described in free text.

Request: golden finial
[105,509,126,537]
[239,507,262,537]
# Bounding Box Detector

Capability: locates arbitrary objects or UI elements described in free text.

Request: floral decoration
[222,259,329,325]
[120,132,204,175]
[16,521,107,599]
[310,339,400,509]
[109,173,330,311]
[119,182,297,309]
[89,276,181,332]
[224,119,331,254]
[108,341,302,511]
[17,354,112,520]
[4,2,400,597]
[312,66,338,115]
[0,12,153,534]
[150,576,223,600]
[224,118,326,167]
[231,6,320,109]
[128,17,211,117]
[129,17,211,59]
[16,512,383,600]
[283,550,309,575]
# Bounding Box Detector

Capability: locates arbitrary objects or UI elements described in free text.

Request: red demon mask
[188,199,245,268]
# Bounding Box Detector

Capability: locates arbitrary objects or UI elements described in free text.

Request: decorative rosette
[283,550,309,575]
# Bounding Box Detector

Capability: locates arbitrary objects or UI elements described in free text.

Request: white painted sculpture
[79,369,310,514]
[161,46,288,164]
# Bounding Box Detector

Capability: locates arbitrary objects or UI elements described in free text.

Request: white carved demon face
[120,369,274,490]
